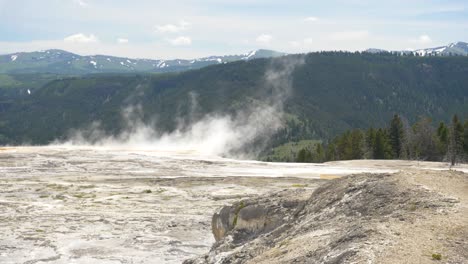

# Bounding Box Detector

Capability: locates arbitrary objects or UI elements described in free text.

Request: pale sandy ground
[376,170,468,264]
[0,146,467,263]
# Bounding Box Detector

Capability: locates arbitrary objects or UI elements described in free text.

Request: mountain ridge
[365,41,468,56]
[0,49,286,75]
[2,41,466,75]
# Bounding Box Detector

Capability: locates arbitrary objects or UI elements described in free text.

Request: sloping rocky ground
[186,170,468,264]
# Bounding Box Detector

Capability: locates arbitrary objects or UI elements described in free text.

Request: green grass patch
[232,201,246,227]
[263,140,321,162]
[431,253,442,260]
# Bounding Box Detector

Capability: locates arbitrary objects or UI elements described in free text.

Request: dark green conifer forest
[294,114,468,164]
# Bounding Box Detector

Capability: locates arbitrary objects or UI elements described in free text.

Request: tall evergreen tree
[373,129,389,159]
[448,115,464,165]
[437,122,449,146]
[325,142,336,161]
[436,121,449,158]
[335,131,352,160]
[365,127,376,159]
[312,143,325,163]
[411,117,437,161]
[350,130,365,159]
[296,148,306,163]
[389,114,405,159]
[296,148,312,163]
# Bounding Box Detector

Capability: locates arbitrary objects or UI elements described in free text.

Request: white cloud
[289,38,314,48]
[330,30,370,41]
[289,41,300,48]
[412,34,432,44]
[156,20,190,33]
[304,16,319,22]
[64,33,98,43]
[256,34,272,45]
[303,37,314,44]
[73,0,88,7]
[168,36,192,46]
[117,38,129,44]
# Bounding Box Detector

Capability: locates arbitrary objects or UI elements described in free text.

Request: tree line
[296,114,468,165]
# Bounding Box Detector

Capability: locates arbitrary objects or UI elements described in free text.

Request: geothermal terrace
[0,146,466,263]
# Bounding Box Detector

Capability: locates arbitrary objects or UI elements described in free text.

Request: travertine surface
[0,146,466,263]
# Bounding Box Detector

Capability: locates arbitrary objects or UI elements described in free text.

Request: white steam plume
[59,56,304,158]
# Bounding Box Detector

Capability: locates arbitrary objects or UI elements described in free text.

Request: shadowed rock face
[211,189,311,242]
[185,171,468,264]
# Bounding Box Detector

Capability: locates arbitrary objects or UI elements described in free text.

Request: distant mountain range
[0,49,285,75]
[1,42,466,75]
[365,41,468,56]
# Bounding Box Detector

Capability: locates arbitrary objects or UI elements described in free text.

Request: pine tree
[411,117,437,161]
[373,128,388,159]
[350,130,364,159]
[389,114,405,158]
[312,143,325,163]
[305,148,313,162]
[325,142,336,161]
[335,131,351,160]
[296,147,312,163]
[296,148,307,163]
[437,122,449,146]
[365,127,376,159]
[448,115,464,165]
[436,121,449,158]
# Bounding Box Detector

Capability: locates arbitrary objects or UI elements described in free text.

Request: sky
[0,0,467,59]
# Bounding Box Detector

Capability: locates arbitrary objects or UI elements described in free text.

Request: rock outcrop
[185,170,468,264]
[211,189,311,242]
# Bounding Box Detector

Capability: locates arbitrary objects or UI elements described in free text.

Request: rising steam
[59,56,304,157]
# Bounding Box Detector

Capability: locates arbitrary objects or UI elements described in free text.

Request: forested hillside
[0,52,467,157]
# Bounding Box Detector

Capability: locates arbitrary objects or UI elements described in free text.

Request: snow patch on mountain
[364,42,467,57]
[243,50,257,60]
[414,41,467,56]
[157,61,166,68]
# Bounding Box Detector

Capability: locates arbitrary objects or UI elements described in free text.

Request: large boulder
[211,189,311,243]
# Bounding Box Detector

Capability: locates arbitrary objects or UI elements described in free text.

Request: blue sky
[0,0,467,59]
